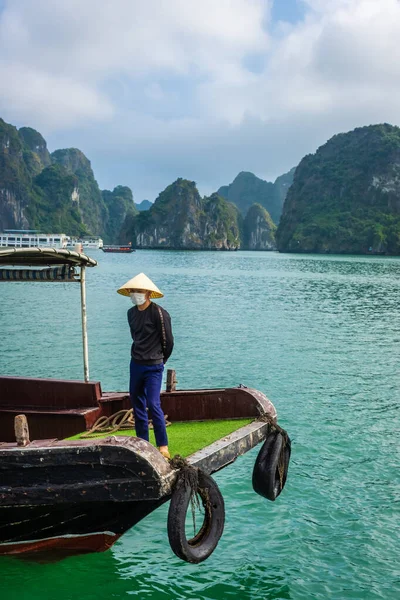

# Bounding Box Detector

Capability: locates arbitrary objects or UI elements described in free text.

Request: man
[117,273,173,459]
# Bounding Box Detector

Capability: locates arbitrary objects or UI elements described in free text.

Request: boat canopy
[0,247,97,268]
[0,265,77,282]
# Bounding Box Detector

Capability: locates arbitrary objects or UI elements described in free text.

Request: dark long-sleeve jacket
[127,302,174,365]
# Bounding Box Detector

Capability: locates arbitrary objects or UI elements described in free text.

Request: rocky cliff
[18,127,51,172]
[0,118,90,236]
[202,193,242,249]
[273,167,296,210]
[102,185,137,243]
[28,164,87,236]
[244,204,276,250]
[0,118,39,230]
[218,169,294,225]
[51,148,108,236]
[121,178,242,250]
[136,199,152,211]
[277,124,400,254]
[0,115,299,249]
[0,117,137,240]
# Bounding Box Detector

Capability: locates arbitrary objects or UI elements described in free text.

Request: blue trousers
[129,360,168,447]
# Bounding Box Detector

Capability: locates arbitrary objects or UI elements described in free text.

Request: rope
[80,409,171,438]
[170,455,206,537]
[258,413,287,436]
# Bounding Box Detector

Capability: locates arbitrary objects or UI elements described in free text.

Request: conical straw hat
[117,272,164,298]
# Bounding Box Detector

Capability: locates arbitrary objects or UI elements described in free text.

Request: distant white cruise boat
[66,236,103,250]
[0,230,68,249]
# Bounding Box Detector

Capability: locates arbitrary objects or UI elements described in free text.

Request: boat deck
[67,418,253,457]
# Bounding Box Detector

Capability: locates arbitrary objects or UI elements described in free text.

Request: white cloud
[0,0,269,127]
[0,1,269,77]
[1,0,400,199]
[0,61,113,128]
[201,0,400,123]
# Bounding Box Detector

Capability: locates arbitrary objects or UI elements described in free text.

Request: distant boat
[102,244,135,253]
[66,236,103,250]
[0,230,68,249]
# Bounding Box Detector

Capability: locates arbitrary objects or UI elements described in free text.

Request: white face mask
[130,292,147,306]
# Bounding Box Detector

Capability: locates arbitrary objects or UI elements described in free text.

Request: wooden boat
[102,243,135,253]
[0,248,291,562]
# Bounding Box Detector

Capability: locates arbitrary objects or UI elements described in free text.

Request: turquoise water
[1,250,399,600]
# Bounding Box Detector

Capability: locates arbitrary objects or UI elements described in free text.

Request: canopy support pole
[80,266,90,382]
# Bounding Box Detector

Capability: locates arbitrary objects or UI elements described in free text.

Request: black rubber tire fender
[252,430,291,501]
[167,470,225,563]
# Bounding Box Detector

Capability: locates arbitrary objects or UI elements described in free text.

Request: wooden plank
[188,420,270,474]
[14,415,30,447]
[159,387,275,421]
[166,369,177,392]
[0,376,102,409]
[0,408,102,442]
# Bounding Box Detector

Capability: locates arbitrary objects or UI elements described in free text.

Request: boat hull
[0,420,273,557]
[1,532,119,556]
[101,248,134,253]
[0,500,162,555]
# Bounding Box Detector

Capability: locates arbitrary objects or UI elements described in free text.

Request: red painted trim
[0,532,119,555]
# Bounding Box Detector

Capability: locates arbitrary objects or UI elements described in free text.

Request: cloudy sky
[1,0,400,202]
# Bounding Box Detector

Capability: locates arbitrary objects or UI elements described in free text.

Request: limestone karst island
[2,116,400,254]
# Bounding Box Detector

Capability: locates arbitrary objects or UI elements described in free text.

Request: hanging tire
[252,429,291,501]
[167,470,225,563]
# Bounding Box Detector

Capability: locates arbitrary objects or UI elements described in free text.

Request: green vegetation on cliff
[18,127,51,171]
[203,193,242,248]
[277,124,400,254]
[136,199,152,211]
[102,185,137,243]
[273,167,296,209]
[27,165,87,236]
[0,117,140,241]
[0,119,92,236]
[218,169,294,225]
[51,148,108,236]
[0,116,295,248]
[122,179,204,248]
[0,119,46,230]
[244,204,276,250]
[0,120,30,187]
[121,179,242,250]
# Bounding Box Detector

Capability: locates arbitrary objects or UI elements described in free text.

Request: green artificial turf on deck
[67,419,252,458]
